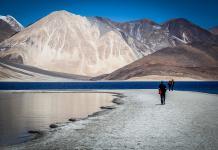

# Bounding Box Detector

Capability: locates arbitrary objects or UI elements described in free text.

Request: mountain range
[0,10,218,81]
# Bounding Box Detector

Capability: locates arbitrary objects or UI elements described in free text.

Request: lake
[0,92,114,145]
[0,81,218,94]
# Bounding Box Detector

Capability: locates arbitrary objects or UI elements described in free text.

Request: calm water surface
[0,92,114,145]
[0,81,217,94]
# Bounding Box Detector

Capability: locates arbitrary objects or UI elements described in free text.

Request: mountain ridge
[0,10,218,80]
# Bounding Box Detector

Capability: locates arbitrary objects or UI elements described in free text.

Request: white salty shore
[3,90,218,150]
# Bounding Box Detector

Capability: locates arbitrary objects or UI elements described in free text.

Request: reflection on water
[0,92,114,145]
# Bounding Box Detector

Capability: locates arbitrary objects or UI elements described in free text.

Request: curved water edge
[2,92,125,147]
[25,93,125,145]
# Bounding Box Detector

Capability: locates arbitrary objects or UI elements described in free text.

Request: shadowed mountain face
[93,42,218,80]
[96,17,175,55]
[0,15,23,43]
[162,18,218,44]
[96,17,218,56]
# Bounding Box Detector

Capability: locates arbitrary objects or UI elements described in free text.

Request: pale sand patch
[4,90,218,150]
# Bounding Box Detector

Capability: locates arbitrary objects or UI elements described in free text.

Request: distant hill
[92,42,218,80]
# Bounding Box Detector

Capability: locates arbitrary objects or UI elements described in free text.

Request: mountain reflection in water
[0,92,114,145]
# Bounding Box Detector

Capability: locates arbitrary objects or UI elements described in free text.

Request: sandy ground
[2,90,218,150]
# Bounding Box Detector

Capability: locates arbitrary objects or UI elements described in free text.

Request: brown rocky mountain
[92,42,218,80]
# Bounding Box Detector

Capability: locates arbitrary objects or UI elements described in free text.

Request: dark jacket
[159,83,166,94]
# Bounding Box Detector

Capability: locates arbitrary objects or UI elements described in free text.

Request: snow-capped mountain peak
[0,15,23,32]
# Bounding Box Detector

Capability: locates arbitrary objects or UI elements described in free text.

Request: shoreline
[0,88,217,95]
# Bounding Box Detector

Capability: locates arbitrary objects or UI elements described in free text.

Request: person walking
[159,81,167,105]
[168,80,172,91]
[171,79,175,91]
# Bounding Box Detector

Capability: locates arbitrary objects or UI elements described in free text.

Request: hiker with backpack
[159,81,167,105]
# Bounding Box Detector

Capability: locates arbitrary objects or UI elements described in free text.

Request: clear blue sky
[1,0,217,29]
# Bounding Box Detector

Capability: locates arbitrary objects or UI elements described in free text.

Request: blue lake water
[0,81,217,94]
